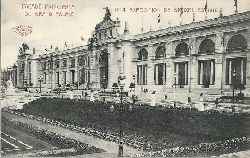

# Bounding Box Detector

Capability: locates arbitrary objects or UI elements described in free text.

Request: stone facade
[12,10,250,98]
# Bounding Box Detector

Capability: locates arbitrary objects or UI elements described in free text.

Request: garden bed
[17,98,250,154]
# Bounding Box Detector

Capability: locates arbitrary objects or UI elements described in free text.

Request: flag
[157,14,161,23]
[204,0,208,13]
[180,6,183,18]
[234,0,237,7]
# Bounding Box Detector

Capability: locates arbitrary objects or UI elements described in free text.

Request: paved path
[2,111,143,156]
[211,149,250,158]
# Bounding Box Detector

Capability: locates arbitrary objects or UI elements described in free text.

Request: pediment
[95,19,115,31]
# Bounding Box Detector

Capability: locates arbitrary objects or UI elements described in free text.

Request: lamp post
[118,75,126,157]
[173,72,177,107]
[232,69,236,105]
[133,74,136,97]
[129,75,136,105]
[102,75,106,102]
[38,75,43,93]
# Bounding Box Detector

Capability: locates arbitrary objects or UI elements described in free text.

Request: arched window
[99,49,108,88]
[227,34,247,52]
[99,50,108,64]
[138,48,148,60]
[175,42,189,56]
[155,46,166,58]
[199,39,215,54]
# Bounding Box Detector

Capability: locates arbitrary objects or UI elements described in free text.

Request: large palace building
[7,10,250,100]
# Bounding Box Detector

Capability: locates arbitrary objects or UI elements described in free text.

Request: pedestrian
[150,91,156,106]
[198,93,205,111]
[188,97,191,103]
[90,90,95,102]
[215,98,219,108]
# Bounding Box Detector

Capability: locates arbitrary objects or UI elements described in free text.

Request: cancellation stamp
[11,25,33,36]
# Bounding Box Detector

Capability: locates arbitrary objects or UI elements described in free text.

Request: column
[165,41,173,89]
[107,43,118,88]
[122,42,135,91]
[89,47,99,89]
[214,33,224,91]
[147,45,154,87]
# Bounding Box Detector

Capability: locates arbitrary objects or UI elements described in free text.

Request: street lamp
[173,72,177,108]
[102,75,106,102]
[118,75,126,157]
[38,75,43,93]
[232,69,236,106]
[129,75,136,105]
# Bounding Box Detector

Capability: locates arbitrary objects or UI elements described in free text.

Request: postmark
[11,25,32,36]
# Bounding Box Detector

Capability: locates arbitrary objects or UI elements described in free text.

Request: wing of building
[7,10,250,100]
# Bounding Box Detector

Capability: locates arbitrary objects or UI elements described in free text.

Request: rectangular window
[79,69,85,85]
[137,65,147,85]
[198,59,215,87]
[48,61,53,70]
[62,59,67,68]
[63,71,67,84]
[71,70,75,84]
[154,63,166,85]
[55,60,60,68]
[43,61,47,70]
[174,62,188,86]
[43,73,46,84]
[56,72,59,85]
[226,57,246,85]
[29,73,32,85]
[70,58,75,68]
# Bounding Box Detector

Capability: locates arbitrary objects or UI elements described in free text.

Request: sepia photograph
[1,0,250,157]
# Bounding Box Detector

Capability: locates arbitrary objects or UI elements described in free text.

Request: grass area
[2,116,104,156]
[19,98,250,151]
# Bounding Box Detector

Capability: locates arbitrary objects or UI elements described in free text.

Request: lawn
[19,98,250,152]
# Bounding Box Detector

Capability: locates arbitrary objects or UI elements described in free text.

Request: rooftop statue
[103,7,111,20]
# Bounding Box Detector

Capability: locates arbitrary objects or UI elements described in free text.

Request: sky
[1,0,249,69]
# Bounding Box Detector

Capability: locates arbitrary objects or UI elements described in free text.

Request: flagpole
[234,0,238,14]
[205,0,208,20]
[180,6,183,25]
[157,14,161,30]
[141,15,144,33]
